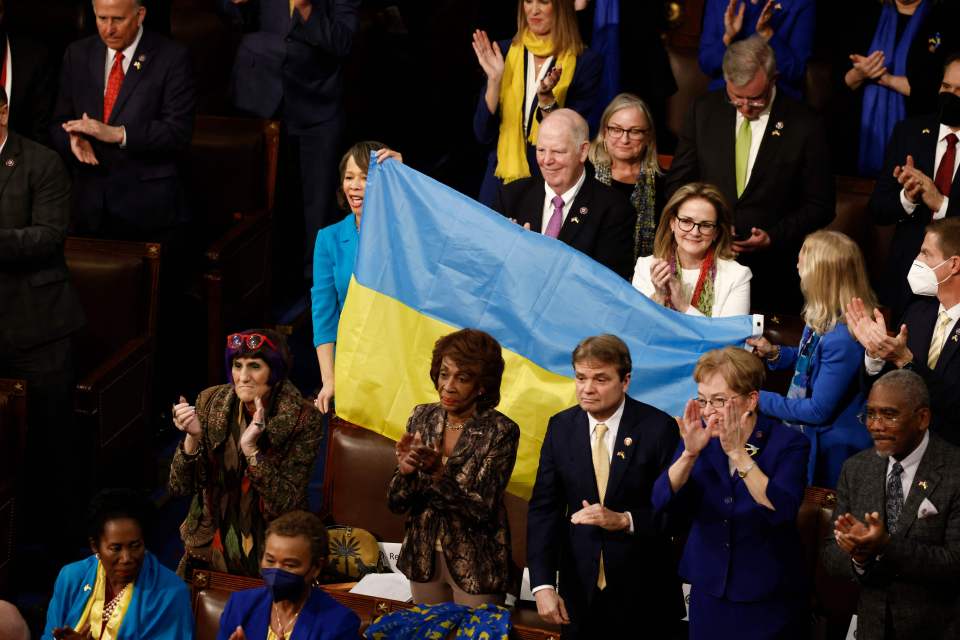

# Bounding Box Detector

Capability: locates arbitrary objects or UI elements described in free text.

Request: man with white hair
[492,108,634,280]
[666,35,833,313]
[0,600,30,640]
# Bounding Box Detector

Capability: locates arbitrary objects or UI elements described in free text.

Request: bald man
[0,601,30,640]
[492,109,635,280]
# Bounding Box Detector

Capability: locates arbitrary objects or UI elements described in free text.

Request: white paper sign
[682,583,691,621]
[377,542,403,573]
[349,572,413,603]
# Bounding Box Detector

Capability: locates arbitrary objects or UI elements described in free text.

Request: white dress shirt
[3,37,11,113]
[864,301,960,374]
[0,133,7,157]
[734,87,776,190]
[541,169,586,234]
[900,124,960,219]
[103,26,143,147]
[888,430,929,503]
[524,51,553,130]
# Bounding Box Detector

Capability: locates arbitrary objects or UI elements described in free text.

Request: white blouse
[632,255,753,317]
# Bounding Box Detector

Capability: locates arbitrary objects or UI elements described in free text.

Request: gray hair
[871,369,931,410]
[722,35,777,87]
[0,601,30,640]
[588,92,661,175]
[541,108,589,146]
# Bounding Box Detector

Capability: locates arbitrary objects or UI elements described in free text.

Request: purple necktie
[545,195,564,238]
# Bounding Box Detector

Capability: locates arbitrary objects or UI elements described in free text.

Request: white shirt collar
[0,133,6,157]
[937,300,960,322]
[887,430,929,500]
[587,396,626,435]
[939,123,960,142]
[105,26,144,74]
[3,37,11,113]
[544,168,587,204]
[735,86,776,127]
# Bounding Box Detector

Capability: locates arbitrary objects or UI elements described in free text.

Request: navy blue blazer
[50,30,195,235]
[652,414,809,602]
[220,0,360,132]
[759,324,872,488]
[216,587,359,640]
[526,396,684,626]
[473,39,601,208]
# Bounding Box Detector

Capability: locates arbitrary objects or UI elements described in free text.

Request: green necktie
[735,118,752,197]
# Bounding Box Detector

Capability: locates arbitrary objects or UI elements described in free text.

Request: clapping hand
[894,155,945,211]
[570,499,630,531]
[850,51,887,83]
[649,258,686,310]
[395,432,441,475]
[67,132,98,165]
[239,396,266,457]
[717,402,751,458]
[844,297,912,366]
[678,399,714,457]
[834,511,889,564]
[538,66,562,99]
[472,30,505,83]
[173,395,201,437]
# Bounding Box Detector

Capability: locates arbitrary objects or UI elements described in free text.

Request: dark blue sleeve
[760,431,810,526]
[526,416,564,589]
[651,439,703,519]
[123,44,196,153]
[766,1,815,90]
[563,47,603,122]
[698,0,727,80]
[215,593,238,640]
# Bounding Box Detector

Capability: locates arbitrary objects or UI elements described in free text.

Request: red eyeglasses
[226,333,278,353]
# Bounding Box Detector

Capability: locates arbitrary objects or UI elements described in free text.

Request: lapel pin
[923,128,932,134]
[771,130,781,137]
[579,207,588,215]
[83,584,92,592]
[4,158,15,168]
[919,480,928,491]
[775,121,784,130]
[624,437,633,447]
[570,216,580,224]
[952,334,958,343]
[138,54,146,62]
[133,61,141,70]
[616,451,625,459]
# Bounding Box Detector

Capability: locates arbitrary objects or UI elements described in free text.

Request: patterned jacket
[388,403,520,595]
[168,380,324,576]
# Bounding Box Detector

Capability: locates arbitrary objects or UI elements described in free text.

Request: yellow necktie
[592,422,610,590]
[289,0,295,16]
[927,311,953,369]
[735,118,752,197]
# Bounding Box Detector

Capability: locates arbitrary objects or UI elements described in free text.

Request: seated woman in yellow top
[43,489,193,640]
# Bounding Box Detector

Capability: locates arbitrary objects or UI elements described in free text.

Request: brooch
[771,121,784,137]
[918,480,929,491]
[623,437,633,447]
[615,451,625,459]
[923,128,932,135]
[570,216,580,224]
[929,32,942,53]
[4,158,14,168]
[133,61,141,70]
[744,443,760,457]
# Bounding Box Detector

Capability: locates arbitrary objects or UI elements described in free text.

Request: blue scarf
[784,327,821,433]
[858,1,930,176]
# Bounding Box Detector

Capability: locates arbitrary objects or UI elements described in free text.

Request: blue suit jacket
[310,212,356,346]
[473,39,602,207]
[220,0,360,132]
[43,552,194,639]
[526,397,684,626]
[50,31,195,235]
[760,324,873,488]
[216,587,359,640]
[652,414,809,603]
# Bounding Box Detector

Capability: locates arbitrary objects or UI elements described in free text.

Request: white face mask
[907,258,953,296]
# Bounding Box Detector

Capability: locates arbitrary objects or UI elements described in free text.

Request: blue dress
[217,586,359,640]
[759,323,873,488]
[310,213,358,347]
[43,552,194,639]
[698,0,815,100]
[652,414,810,640]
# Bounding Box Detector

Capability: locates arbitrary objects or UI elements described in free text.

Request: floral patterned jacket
[168,380,324,576]
[388,403,520,595]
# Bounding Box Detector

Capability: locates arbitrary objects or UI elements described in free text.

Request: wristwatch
[737,462,756,479]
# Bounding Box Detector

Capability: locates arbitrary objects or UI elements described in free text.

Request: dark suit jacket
[217,586,360,640]
[665,90,834,312]
[526,397,684,628]
[220,0,360,132]
[492,175,635,280]
[869,114,960,318]
[7,35,55,145]
[0,132,84,352]
[50,30,195,236]
[863,298,960,446]
[822,434,960,639]
[652,414,810,603]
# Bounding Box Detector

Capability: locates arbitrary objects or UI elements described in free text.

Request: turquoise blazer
[311,213,358,347]
[43,552,193,639]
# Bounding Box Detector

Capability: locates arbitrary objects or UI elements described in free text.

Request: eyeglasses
[226,332,278,353]
[857,409,918,426]
[605,125,649,140]
[694,394,743,409]
[676,216,718,234]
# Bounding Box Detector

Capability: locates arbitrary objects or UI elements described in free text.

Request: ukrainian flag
[335,159,760,498]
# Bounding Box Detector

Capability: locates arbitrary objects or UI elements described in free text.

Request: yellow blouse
[266,618,298,640]
[74,560,135,640]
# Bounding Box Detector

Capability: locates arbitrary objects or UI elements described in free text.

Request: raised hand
[722,0,746,47]
[239,396,266,457]
[754,0,778,41]
[374,148,403,165]
[538,66,562,98]
[472,30,504,83]
[895,155,944,211]
[173,395,202,437]
[649,258,685,309]
[679,399,712,456]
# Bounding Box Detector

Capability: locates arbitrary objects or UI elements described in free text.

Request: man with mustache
[822,369,960,639]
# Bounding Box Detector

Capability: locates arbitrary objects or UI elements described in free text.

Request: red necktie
[0,38,7,91]
[934,133,958,199]
[103,51,125,123]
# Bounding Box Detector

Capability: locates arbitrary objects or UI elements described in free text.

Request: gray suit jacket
[822,433,960,639]
[0,132,84,352]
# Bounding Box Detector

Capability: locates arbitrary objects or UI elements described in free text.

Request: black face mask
[938,91,960,127]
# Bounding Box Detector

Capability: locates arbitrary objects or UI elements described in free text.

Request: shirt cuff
[119,125,127,148]
[900,189,918,215]
[530,585,555,595]
[933,195,950,220]
[625,510,635,534]
[864,353,885,375]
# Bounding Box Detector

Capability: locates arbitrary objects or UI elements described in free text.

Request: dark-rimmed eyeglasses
[694,394,743,409]
[226,332,278,353]
[676,216,718,234]
[605,125,649,140]
[857,408,919,426]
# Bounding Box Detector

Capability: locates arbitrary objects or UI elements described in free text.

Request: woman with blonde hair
[588,92,664,259]
[747,230,877,487]
[471,0,601,207]
[633,182,751,317]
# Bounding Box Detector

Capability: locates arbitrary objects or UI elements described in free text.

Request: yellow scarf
[495,30,578,184]
[75,560,135,640]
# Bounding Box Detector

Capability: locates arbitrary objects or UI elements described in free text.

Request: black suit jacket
[863,298,960,446]
[869,114,960,319]
[50,31,195,237]
[7,35,55,145]
[665,90,834,312]
[526,396,684,629]
[0,132,84,352]
[822,433,960,639]
[492,175,635,280]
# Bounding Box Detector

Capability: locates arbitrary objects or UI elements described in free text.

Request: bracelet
[766,346,781,363]
[737,462,756,479]
[245,449,261,466]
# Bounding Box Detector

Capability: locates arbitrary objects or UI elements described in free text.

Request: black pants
[562,586,685,640]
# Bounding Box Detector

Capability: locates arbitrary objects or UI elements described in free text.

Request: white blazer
[632,254,753,317]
